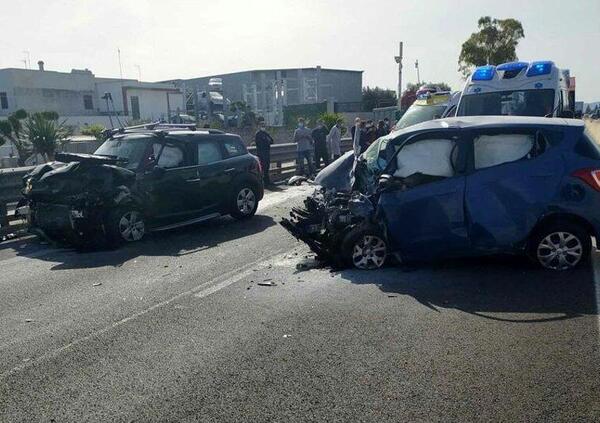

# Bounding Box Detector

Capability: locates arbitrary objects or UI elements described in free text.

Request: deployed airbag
[395,139,454,178]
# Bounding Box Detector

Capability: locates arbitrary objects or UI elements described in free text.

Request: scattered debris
[283,334,292,338]
[25,319,34,323]
[93,282,102,287]
[257,281,277,287]
[287,175,310,186]
[387,295,397,298]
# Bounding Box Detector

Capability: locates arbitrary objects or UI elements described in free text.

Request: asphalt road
[1,184,599,422]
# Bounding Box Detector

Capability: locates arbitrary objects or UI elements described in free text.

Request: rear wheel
[342,225,387,270]
[230,183,258,220]
[528,222,591,271]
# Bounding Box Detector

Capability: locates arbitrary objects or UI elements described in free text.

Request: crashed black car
[19,124,264,248]
[282,116,600,271]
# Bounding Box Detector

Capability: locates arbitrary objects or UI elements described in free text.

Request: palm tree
[22,113,71,162]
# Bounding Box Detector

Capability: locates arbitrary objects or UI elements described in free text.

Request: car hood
[24,156,136,203]
[314,151,355,191]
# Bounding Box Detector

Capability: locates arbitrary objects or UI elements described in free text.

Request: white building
[0,61,184,131]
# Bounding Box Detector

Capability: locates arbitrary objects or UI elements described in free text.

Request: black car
[20,124,264,247]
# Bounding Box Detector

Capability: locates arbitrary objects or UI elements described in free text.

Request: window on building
[0,92,8,109]
[131,96,140,120]
[83,95,93,110]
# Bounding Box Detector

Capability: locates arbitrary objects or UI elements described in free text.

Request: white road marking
[0,249,292,379]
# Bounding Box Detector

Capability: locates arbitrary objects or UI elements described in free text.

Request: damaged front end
[280,149,383,266]
[21,153,137,248]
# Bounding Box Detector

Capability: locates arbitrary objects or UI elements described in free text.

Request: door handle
[186,178,201,183]
[224,168,236,174]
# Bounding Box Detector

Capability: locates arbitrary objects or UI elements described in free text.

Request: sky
[1,0,599,102]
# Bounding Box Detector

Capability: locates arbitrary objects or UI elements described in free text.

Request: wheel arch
[530,212,596,242]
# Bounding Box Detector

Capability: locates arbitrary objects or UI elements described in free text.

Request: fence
[0,138,353,238]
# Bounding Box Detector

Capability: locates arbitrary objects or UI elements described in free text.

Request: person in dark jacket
[312,119,330,169]
[376,120,388,138]
[254,122,274,185]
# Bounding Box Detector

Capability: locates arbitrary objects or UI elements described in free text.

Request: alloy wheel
[536,231,583,270]
[352,235,387,270]
[236,188,256,215]
[118,211,145,242]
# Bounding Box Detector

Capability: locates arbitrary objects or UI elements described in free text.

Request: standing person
[293,118,315,176]
[352,118,365,157]
[312,119,330,169]
[383,117,391,134]
[327,119,342,160]
[253,121,274,186]
[376,120,387,138]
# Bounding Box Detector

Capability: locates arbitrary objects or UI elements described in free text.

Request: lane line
[0,248,293,379]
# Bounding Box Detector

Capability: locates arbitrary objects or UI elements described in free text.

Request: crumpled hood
[24,159,136,203]
[314,151,355,191]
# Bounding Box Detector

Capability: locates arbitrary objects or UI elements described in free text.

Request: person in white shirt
[327,119,342,160]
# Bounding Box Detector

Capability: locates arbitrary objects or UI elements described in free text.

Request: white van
[456,61,575,118]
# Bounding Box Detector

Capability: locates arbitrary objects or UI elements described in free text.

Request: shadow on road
[335,255,599,323]
[15,214,276,271]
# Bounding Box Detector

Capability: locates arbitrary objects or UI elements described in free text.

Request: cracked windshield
[1,1,599,422]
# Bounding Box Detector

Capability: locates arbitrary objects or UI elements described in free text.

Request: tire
[230,182,259,220]
[341,225,387,270]
[106,206,146,246]
[528,222,591,271]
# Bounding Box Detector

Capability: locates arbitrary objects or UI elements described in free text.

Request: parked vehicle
[18,123,264,247]
[281,116,600,271]
[457,61,575,118]
[394,90,460,131]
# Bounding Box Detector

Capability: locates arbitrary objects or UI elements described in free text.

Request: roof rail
[103,122,228,138]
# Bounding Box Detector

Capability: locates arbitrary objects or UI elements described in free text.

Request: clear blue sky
[1,0,599,102]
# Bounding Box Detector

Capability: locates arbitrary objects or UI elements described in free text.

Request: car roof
[392,115,584,136]
[114,130,241,141]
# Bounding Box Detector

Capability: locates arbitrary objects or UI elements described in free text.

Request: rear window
[222,137,246,157]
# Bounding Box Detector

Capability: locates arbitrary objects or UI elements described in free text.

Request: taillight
[254,156,262,174]
[573,168,600,191]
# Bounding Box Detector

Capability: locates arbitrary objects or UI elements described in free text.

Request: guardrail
[0,138,354,238]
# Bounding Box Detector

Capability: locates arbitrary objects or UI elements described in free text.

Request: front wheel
[528,222,591,271]
[230,184,259,220]
[106,207,146,245]
[342,226,387,270]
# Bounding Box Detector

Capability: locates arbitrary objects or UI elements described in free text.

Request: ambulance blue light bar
[472,65,495,81]
[526,61,554,77]
[497,61,528,72]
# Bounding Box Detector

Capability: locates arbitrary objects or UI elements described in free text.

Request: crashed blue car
[281,116,600,271]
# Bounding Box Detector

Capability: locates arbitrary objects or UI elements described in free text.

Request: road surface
[1,185,599,422]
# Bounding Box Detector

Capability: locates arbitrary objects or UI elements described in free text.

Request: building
[0,61,184,130]
[168,66,363,125]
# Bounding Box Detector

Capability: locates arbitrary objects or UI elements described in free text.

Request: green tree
[318,112,346,135]
[362,86,397,111]
[406,82,452,92]
[0,109,31,166]
[81,123,107,141]
[23,112,71,162]
[458,16,525,77]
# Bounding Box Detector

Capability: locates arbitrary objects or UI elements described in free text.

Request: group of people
[252,116,392,184]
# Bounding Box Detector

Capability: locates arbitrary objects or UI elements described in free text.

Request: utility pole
[134,64,141,81]
[22,51,31,69]
[394,42,403,109]
[415,59,420,85]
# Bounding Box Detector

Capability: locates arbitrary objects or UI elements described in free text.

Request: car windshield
[94,135,152,170]
[457,89,555,117]
[396,104,447,129]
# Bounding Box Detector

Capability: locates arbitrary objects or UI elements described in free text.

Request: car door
[147,139,199,223]
[464,127,564,251]
[377,130,470,261]
[186,138,227,214]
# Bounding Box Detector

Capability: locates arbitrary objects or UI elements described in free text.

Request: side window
[222,138,245,158]
[394,138,456,179]
[157,143,186,169]
[197,141,222,165]
[0,92,8,109]
[473,133,535,170]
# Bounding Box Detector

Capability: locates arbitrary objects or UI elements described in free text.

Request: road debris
[93,282,102,287]
[257,281,277,287]
[25,319,34,323]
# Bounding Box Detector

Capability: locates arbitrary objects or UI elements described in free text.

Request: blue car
[282,116,600,271]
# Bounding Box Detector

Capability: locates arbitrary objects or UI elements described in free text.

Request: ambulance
[456,61,575,118]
